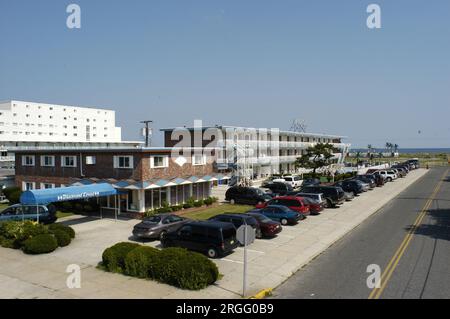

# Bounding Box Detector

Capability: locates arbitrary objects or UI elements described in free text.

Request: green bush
[48,223,75,239]
[170,205,183,212]
[154,248,219,290]
[193,200,203,208]
[124,246,161,278]
[0,236,15,249]
[0,220,49,247]
[74,203,83,212]
[102,242,141,273]
[3,187,22,204]
[22,234,58,255]
[51,229,71,247]
[60,202,73,212]
[204,197,213,206]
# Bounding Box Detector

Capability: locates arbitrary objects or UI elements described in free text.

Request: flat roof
[15,146,218,154]
[0,99,117,112]
[160,125,346,139]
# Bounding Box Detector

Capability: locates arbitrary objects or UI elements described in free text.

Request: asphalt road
[272,167,450,299]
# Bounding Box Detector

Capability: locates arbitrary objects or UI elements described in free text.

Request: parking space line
[236,248,265,254]
[220,258,244,264]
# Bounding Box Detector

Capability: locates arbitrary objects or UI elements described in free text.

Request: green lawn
[56,211,75,219]
[181,204,254,220]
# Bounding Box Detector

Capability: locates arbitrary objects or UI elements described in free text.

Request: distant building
[161,125,350,180]
[0,100,142,166]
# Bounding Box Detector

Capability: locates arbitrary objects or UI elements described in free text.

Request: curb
[249,288,273,299]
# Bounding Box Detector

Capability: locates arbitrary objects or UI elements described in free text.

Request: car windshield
[251,213,272,223]
[143,216,161,223]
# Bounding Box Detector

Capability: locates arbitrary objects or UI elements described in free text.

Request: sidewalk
[0,169,428,299]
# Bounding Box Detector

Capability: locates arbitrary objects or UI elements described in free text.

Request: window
[85,156,96,165]
[41,155,55,167]
[61,156,77,167]
[151,156,168,168]
[22,182,35,191]
[192,154,206,166]
[41,183,54,189]
[114,156,133,169]
[22,155,35,166]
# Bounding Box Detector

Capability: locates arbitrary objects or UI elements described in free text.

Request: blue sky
[0,0,449,148]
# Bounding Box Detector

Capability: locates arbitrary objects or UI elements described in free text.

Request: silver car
[132,213,190,240]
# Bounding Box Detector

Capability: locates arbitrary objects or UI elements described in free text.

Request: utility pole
[140,120,153,147]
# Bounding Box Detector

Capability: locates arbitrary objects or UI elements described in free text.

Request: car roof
[187,220,235,228]
[271,195,303,200]
[266,204,292,209]
[212,213,252,219]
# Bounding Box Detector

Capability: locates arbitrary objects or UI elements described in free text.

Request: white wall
[0,100,122,143]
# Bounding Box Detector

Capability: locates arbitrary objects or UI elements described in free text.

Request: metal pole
[140,120,153,148]
[243,221,248,298]
[36,201,39,224]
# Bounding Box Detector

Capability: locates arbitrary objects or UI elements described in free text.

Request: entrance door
[119,194,128,212]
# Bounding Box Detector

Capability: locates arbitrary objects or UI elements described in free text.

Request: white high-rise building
[0,100,122,143]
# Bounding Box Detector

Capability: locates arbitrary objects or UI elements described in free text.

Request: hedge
[124,246,161,278]
[102,242,141,273]
[0,221,75,254]
[101,244,220,290]
[52,229,71,247]
[2,186,22,204]
[48,223,76,239]
[22,234,58,254]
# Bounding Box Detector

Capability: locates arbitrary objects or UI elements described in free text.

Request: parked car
[300,185,345,208]
[208,214,260,238]
[334,180,364,195]
[0,204,57,224]
[225,186,272,205]
[344,192,355,201]
[245,212,282,238]
[302,178,321,187]
[262,182,293,196]
[251,205,304,225]
[161,221,239,258]
[360,174,385,187]
[391,167,406,177]
[291,192,325,205]
[301,197,324,215]
[276,175,303,188]
[132,213,190,240]
[256,196,310,216]
[376,170,398,182]
[352,175,376,189]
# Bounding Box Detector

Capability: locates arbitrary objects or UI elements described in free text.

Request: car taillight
[221,242,225,249]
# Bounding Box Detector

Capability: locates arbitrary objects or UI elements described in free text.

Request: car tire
[159,231,167,241]
[387,177,392,182]
[326,198,333,208]
[230,199,236,205]
[280,218,288,225]
[207,247,219,259]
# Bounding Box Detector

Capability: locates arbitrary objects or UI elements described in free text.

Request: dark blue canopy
[20,183,118,205]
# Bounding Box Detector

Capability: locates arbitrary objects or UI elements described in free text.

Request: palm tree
[394,144,399,153]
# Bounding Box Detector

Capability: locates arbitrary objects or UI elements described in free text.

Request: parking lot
[0,168,428,299]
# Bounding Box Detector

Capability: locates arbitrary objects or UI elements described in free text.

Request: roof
[15,146,218,154]
[160,125,346,139]
[20,183,117,205]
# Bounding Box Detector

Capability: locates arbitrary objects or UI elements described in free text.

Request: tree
[393,144,399,154]
[295,143,340,175]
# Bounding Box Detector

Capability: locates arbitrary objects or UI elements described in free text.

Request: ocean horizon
[351,148,450,154]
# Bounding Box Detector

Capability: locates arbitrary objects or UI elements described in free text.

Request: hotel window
[192,154,206,166]
[22,155,35,166]
[41,155,55,167]
[151,155,168,168]
[85,156,96,165]
[22,182,35,191]
[114,156,133,169]
[41,183,55,189]
[61,155,77,167]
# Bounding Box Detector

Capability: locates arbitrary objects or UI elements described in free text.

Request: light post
[140,120,153,147]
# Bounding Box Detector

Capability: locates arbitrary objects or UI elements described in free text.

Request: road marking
[368,168,449,299]
[220,258,244,264]
[236,248,265,254]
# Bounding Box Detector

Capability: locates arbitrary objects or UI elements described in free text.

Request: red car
[245,212,283,238]
[256,196,310,216]
[302,197,324,215]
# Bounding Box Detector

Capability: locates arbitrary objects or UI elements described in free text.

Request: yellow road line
[368,169,449,299]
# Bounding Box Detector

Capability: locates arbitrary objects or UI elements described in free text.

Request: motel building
[15,147,227,215]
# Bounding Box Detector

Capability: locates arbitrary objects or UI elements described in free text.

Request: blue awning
[20,183,118,205]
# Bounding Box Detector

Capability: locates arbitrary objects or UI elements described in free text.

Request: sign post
[236,223,256,298]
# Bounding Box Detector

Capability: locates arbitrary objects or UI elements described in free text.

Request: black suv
[262,182,293,196]
[351,176,376,189]
[335,180,365,195]
[300,185,345,208]
[225,186,271,205]
[161,221,239,258]
[208,214,261,239]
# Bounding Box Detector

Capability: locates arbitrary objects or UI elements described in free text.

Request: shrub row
[101,243,219,290]
[2,186,22,204]
[145,197,218,217]
[0,221,75,255]
[56,200,100,213]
